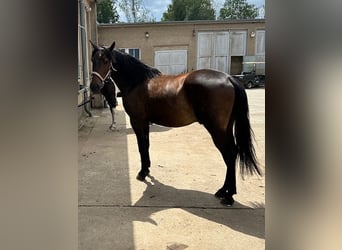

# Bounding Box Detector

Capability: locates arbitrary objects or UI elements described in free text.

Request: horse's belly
[151,115,196,127]
[149,98,197,127]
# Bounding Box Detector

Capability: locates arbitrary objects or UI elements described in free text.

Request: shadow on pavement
[133,176,265,239]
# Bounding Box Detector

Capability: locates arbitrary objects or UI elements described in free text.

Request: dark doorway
[230,56,243,75]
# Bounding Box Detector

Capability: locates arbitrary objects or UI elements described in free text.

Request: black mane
[112,50,161,89]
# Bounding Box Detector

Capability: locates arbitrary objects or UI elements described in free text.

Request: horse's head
[89,41,116,93]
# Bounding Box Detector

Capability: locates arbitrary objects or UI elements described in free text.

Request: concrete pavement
[79,89,265,249]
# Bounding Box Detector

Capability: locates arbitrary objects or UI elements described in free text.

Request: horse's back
[184,69,232,87]
[147,74,189,98]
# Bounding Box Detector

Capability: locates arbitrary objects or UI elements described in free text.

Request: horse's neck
[111,73,130,93]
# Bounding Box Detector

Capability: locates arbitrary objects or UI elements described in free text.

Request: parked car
[232,71,265,89]
[254,75,265,87]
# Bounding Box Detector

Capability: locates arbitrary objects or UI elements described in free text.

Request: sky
[118,0,265,22]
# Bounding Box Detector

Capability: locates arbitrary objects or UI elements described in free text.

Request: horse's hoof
[136,174,145,181]
[136,170,150,182]
[214,189,227,199]
[220,196,235,206]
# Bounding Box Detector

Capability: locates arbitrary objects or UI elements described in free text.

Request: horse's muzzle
[90,81,103,94]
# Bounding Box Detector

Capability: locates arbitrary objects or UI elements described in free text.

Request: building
[98,20,265,75]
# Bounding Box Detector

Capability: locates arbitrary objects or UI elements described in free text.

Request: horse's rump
[183,69,235,128]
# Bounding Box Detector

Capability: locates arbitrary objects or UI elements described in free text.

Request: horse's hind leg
[214,132,238,206]
[206,124,238,206]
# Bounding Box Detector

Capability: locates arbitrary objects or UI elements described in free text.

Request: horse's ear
[89,40,98,50]
[108,41,116,52]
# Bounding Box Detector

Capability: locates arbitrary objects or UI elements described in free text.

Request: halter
[91,63,117,84]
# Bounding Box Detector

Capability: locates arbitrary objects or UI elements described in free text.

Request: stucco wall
[98,20,265,71]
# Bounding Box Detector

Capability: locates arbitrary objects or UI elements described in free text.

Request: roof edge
[98,19,265,28]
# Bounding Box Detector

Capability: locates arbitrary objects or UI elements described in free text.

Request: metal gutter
[79,0,92,117]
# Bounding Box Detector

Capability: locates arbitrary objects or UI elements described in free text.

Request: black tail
[229,76,262,176]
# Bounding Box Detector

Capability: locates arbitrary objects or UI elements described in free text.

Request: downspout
[79,0,92,117]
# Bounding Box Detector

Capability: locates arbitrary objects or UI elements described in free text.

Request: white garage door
[154,50,187,75]
[197,32,230,73]
[230,30,247,56]
[197,31,247,74]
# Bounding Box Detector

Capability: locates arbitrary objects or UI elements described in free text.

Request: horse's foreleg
[109,107,116,130]
[132,122,150,181]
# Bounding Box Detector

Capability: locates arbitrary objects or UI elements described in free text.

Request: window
[119,48,141,59]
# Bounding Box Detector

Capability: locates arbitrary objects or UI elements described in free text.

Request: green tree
[162,0,216,21]
[97,0,119,23]
[218,0,258,20]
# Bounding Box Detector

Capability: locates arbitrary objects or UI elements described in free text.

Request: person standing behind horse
[101,78,118,130]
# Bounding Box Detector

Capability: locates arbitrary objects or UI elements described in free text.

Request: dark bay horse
[90,41,261,206]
